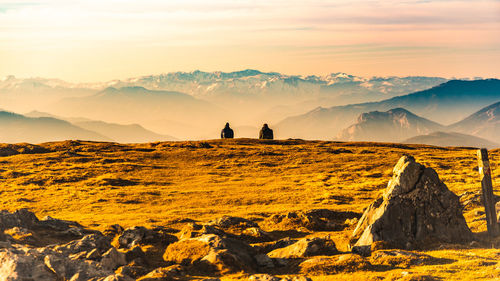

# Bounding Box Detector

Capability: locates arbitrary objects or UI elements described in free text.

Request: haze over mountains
[277,79,500,140]
[0,70,499,147]
[403,132,499,149]
[5,111,177,143]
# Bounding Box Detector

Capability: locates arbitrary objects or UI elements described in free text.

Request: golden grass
[1,139,500,280]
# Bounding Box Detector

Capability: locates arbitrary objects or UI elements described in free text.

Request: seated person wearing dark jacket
[259,124,273,140]
[221,122,234,139]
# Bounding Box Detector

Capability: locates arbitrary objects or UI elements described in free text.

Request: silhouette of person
[221,122,234,139]
[259,124,274,140]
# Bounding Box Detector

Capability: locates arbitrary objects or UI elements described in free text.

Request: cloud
[0,0,499,80]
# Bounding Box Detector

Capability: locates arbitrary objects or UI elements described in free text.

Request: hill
[403,131,499,149]
[337,108,444,142]
[46,86,224,139]
[276,79,500,140]
[0,111,111,143]
[448,101,500,141]
[74,121,177,143]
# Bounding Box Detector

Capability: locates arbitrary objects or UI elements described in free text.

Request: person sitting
[221,122,234,139]
[259,124,274,140]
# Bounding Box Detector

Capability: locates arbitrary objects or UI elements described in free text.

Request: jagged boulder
[350,155,473,253]
[267,236,337,259]
[163,234,257,274]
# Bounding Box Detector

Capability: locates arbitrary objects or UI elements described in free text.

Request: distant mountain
[337,108,444,142]
[74,121,177,143]
[448,101,500,141]
[2,71,447,126]
[0,76,95,112]
[25,110,178,143]
[0,111,111,143]
[109,70,447,105]
[403,132,499,149]
[45,86,223,138]
[276,79,500,140]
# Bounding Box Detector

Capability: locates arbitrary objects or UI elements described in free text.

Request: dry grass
[1,138,500,280]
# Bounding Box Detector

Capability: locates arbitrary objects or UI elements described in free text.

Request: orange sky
[0,0,499,82]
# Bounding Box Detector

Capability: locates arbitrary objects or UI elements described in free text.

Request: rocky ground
[1,140,500,280]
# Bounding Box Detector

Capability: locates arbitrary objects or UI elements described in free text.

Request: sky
[0,0,499,82]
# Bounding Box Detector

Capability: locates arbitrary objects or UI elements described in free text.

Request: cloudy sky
[0,0,499,82]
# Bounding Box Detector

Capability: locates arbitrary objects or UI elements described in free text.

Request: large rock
[163,234,257,274]
[350,155,473,252]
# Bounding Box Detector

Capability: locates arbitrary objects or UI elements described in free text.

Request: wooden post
[477,148,500,237]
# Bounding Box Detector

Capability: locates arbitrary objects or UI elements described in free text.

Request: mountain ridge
[276,79,500,140]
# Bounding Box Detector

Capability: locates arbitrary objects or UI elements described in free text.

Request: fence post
[477,148,499,237]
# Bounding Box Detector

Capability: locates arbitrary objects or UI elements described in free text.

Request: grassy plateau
[1,139,499,280]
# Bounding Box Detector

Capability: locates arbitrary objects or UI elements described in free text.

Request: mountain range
[1,71,499,146]
[1,110,176,144]
[276,79,500,140]
[448,101,500,142]
[0,111,110,143]
[335,102,500,148]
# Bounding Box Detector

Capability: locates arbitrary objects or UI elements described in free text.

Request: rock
[299,254,371,275]
[87,248,101,260]
[4,227,39,245]
[104,224,124,238]
[0,248,54,280]
[255,254,274,268]
[268,236,337,258]
[177,222,225,240]
[241,227,274,243]
[252,237,297,254]
[0,209,39,230]
[52,233,112,256]
[207,216,258,230]
[117,226,177,249]
[137,265,185,281]
[117,226,148,248]
[100,247,127,271]
[370,250,443,268]
[116,264,149,279]
[249,274,280,281]
[248,274,312,281]
[163,234,257,274]
[264,209,359,231]
[44,254,111,280]
[124,245,147,264]
[351,155,473,252]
